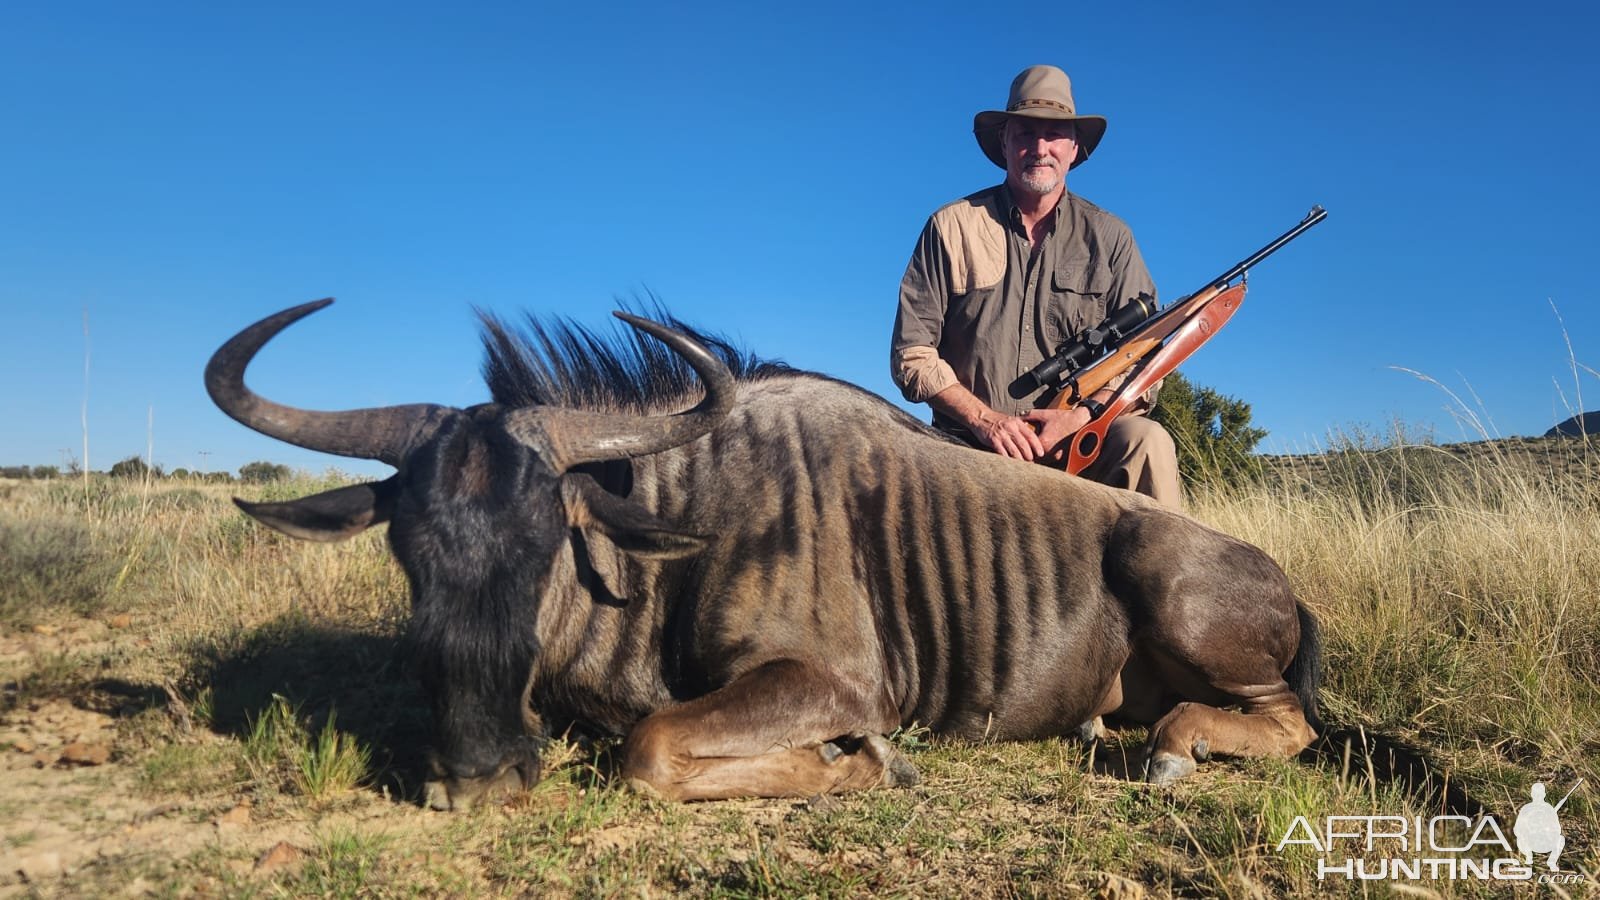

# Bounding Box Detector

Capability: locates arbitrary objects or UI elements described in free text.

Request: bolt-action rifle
[1012,205,1327,475]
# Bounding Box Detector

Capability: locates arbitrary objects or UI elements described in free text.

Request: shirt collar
[1000,182,1068,235]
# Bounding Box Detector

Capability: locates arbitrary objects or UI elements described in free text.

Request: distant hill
[1546,411,1600,438]
[1258,434,1594,493]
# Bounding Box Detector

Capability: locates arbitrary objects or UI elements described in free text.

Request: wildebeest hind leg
[620,659,911,801]
[1143,689,1315,785]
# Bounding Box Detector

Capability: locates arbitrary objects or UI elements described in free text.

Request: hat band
[1010,98,1073,115]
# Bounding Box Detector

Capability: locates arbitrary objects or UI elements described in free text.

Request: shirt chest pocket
[1043,256,1114,346]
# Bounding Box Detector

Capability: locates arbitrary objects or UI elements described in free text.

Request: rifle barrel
[1132,205,1327,342]
[1208,205,1327,290]
[1553,777,1585,813]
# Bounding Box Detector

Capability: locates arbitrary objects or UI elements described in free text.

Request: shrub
[0,514,120,626]
[239,461,293,484]
[109,455,164,480]
[1149,370,1266,488]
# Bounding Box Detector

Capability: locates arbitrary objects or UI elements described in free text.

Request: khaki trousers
[1076,415,1183,509]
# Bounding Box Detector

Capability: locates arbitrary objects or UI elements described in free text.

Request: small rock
[108,614,132,629]
[802,793,844,814]
[17,852,64,882]
[254,841,303,873]
[1093,872,1147,900]
[215,803,251,827]
[31,624,58,636]
[7,736,37,755]
[132,802,182,825]
[59,742,111,766]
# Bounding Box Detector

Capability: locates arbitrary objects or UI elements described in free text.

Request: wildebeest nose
[424,765,527,812]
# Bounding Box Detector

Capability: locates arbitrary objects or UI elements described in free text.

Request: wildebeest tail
[1284,599,1324,736]
[1287,601,1484,817]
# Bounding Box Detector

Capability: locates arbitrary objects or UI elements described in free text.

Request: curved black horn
[205,299,454,467]
[503,312,737,473]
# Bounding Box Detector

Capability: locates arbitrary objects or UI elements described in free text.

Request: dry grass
[1,438,1597,896]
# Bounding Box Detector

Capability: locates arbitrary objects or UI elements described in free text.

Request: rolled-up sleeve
[890,218,957,403]
[893,345,958,403]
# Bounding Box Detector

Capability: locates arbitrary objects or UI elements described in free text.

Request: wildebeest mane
[479,302,791,412]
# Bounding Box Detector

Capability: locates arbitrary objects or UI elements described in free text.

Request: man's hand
[974,413,1047,461]
[1022,406,1092,461]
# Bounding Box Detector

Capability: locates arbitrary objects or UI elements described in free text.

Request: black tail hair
[1285,600,1324,735]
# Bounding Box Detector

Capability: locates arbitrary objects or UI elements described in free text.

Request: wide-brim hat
[973,65,1107,171]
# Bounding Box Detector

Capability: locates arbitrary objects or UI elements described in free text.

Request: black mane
[479,303,792,412]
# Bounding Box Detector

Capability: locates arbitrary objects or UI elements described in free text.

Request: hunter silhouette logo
[1276,779,1586,884]
[1515,779,1582,870]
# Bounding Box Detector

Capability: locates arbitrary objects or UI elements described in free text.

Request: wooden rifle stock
[1060,283,1247,474]
[1040,284,1226,412]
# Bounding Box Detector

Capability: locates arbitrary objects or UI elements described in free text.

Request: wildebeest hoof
[624,776,666,800]
[424,780,454,812]
[1144,752,1197,786]
[1073,716,1107,745]
[818,741,845,764]
[863,734,920,788]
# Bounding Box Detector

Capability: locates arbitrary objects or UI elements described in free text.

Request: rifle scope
[1011,296,1156,398]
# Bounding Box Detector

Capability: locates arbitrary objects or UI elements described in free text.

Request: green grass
[139,740,243,796]
[241,694,371,803]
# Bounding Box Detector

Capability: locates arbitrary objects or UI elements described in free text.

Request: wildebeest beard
[388,417,564,797]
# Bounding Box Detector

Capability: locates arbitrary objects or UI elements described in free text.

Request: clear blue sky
[4,1,1596,477]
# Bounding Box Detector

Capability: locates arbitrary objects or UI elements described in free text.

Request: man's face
[1003,118,1078,197]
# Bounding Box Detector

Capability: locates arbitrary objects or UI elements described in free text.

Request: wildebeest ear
[560,474,707,559]
[234,477,400,543]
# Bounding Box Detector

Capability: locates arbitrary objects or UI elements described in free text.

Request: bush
[1149,370,1266,488]
[110,455,164,480]
[239,461,293,484]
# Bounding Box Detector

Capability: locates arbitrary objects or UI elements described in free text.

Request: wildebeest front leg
[1143,689,1317,785]
[620,659,914,801]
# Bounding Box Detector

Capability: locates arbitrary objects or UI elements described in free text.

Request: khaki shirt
[890,185,1157,434]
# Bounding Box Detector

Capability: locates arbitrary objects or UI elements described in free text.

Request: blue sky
[3,1,1596,477]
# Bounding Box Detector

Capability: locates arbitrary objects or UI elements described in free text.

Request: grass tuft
[242,694,371,802]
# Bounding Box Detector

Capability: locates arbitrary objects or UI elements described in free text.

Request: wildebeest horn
[503,312,737,472]
[206,299,455,466]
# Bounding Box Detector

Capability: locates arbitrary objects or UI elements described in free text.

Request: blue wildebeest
[206,300,1321,809]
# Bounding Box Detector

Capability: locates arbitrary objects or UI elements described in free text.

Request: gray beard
[1016,167,1062,196]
